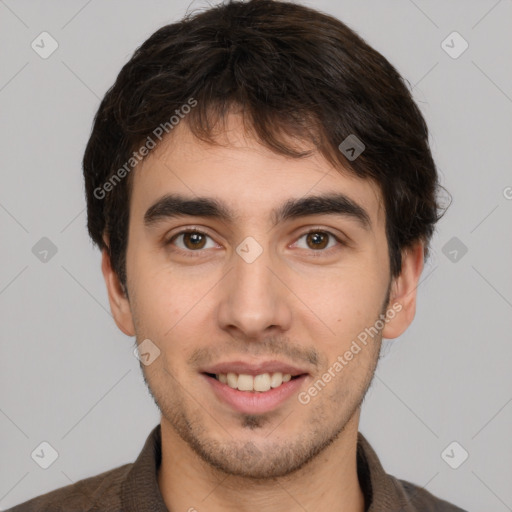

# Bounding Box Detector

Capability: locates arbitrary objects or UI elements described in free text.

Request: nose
[216,241,292,341]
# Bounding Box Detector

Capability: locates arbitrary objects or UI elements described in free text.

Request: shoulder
[5,462,133,512]
[394,476,468,511]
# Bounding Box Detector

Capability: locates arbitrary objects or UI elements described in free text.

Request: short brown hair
[83,0,449,290]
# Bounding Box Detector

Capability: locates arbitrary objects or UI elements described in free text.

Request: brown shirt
[7,424,467,511]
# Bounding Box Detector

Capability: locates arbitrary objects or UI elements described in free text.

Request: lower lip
[203,374,308,414]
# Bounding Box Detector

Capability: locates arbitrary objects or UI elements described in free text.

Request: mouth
[201,371,309,414]
[203,371,304,392]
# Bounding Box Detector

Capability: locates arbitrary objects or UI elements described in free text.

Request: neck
[157,412,366,512]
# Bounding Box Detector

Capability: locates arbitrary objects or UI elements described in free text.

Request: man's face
[112,113,402,478]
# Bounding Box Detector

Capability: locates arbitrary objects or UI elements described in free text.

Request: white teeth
[215,372,294,392]
[226,372,238,388]
[270,372,283,388]
[237,374,254,391]
[254,373,271,392]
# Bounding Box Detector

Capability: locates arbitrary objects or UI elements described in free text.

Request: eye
[167,229,218,256]
[292,229,344,254]
[165,227,345,258]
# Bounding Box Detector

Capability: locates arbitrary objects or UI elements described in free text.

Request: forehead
[130,113,385,230]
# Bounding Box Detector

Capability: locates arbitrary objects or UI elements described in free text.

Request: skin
[101,112,424,512]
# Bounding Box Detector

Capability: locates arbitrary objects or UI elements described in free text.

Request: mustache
[187,335,320,369]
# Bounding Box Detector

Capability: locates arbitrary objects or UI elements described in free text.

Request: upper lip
[201,360,309,377]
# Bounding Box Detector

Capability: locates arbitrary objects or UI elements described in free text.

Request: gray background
[1,0,511,510]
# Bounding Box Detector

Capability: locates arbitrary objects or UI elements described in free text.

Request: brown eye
[181,231,207,250]
[293,229,344,254]
[168,229,216,254]
[305,231,329,250]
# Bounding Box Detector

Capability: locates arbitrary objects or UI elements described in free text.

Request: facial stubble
[138,285,391,480]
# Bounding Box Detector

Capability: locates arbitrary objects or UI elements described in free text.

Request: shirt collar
[356,431,418,511]
[121,424,168,511]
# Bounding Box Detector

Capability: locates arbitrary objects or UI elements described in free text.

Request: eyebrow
[143,192,372,231]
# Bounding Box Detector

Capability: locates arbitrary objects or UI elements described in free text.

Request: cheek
[129,264,217,367]
[302,266,385,339]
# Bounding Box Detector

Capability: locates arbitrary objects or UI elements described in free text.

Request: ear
[101,238,135,337]
[381,242,425,339]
